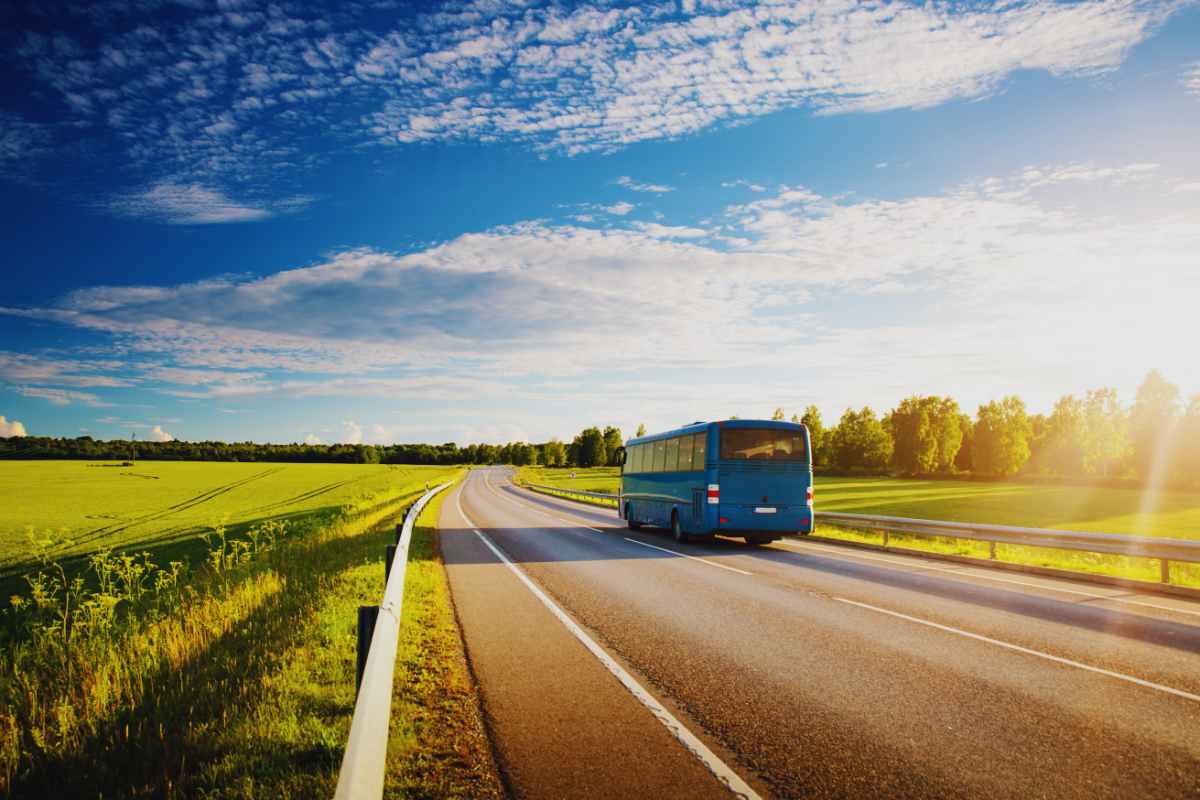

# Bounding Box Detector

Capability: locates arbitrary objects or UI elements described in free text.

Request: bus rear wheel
[672,511,689,544]
[744,535,771,546]
[626,504,642,530]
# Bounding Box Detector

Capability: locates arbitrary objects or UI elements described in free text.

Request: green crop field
[518,466,1200,586]
[0,461,471,796]
[519,466,1200,538]
[0,460,442,576]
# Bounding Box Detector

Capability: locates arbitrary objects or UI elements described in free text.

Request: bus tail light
[807,486,814,506]
[719,517,729,524]
[707,484,719,504]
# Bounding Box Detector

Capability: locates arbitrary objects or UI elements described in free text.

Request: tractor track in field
[63,467,286,552]
[238,475,371,517]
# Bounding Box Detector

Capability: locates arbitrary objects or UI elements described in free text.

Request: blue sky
[1,0,1198,445]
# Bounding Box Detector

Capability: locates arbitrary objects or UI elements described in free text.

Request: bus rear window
[719,428,808,462]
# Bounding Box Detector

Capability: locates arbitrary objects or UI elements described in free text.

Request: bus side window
[636,444,646,473]
[678,434,694,471]
[692,432,707,466]
[633,444,644,473]
[665,437,680,472]
[652,439,666,472]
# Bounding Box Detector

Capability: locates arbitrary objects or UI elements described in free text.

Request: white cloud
[0,352,133,387]
[361,1,1173,154]
[604,201,635,216]
[107,182,287,224]
[722,180,767,193]
[0,112,49,171]
[148,425,174,442]
[1183,62,1200,96]
[10,0,1179,185]
[0,416,27,438]
[16,387,110,407]
[633,222,707,239]
[303,433,322,445]
[1173,182,1200,193]
[340,420,363,444]
[616,175,674,193]
[3,161,1196,416]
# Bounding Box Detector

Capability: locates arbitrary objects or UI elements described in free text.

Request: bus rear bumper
[716,505,813,536]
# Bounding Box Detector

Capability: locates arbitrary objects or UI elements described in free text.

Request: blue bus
[618,419,813,544]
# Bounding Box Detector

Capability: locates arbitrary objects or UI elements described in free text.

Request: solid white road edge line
[482,471,755,576]
[782,540,1200,618]
[455,476,762,800]
[623,537,754,576]
[835,596,1200,703]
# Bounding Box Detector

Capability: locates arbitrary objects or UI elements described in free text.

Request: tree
[1179,396,1200,484]
[972,396,1032,476]
[830,407,892,470]
[1082,388,1126,477]
[888,397,937,474]
[636,423,646,437]
[955,413,974,472]
[602,426,623,466]
[1130,370,1180,481]
[800,406,825,466]
[576,427,607,468]
[543,438,566,467]
[887,396,963,474]
[771,407,786,421]
[1041,395,1085,476]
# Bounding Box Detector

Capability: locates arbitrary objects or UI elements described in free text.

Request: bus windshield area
[719,428,808,462]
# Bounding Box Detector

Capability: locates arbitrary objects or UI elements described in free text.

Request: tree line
[0,427,629,468]
[783,369,1199,485]
[2,370,1195,485]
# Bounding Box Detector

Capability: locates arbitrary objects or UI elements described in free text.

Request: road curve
[441,467,1200,799]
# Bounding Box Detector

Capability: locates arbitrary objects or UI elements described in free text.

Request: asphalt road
[439,467,1200,799]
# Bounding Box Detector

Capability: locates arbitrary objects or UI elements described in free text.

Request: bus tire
[626,504,642,530]
[745,535,770,546]
[672,511,689,543]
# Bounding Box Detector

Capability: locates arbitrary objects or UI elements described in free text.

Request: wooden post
[881,529,889,548]
[385,544,397,583]
[1161,558,1171,584]
[989,541,997,560]
[356,605,380,695]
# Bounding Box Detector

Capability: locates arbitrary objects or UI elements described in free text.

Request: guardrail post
[989,541,997,560]
[394,522,403,544]
[1161,558,1171,584]
[355,605,380,695]
[881,528,889,548]
[385,544,397,583]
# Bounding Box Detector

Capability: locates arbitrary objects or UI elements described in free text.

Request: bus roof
[625,418,806,447]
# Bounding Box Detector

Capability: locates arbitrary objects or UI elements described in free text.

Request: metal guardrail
[818,511,1200,583]
[522,482,619,505]
[334,481,453,800]
[520,483,1200,584]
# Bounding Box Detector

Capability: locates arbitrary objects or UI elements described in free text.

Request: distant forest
[1,370,1196,487]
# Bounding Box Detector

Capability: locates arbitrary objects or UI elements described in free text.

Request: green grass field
[519,466,1200,586]
[519,466,1200,538]
[0,461,485,797]
[0,460,440,577]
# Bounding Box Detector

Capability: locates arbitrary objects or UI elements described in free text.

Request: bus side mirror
[614,446,627,467]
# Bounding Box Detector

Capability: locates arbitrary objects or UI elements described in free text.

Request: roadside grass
[384,487,504,799]
[0,466,461,797]
[517,465,621,496]
[517,466,1200,588]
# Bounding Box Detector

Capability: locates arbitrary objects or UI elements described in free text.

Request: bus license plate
[754,507,777,514]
